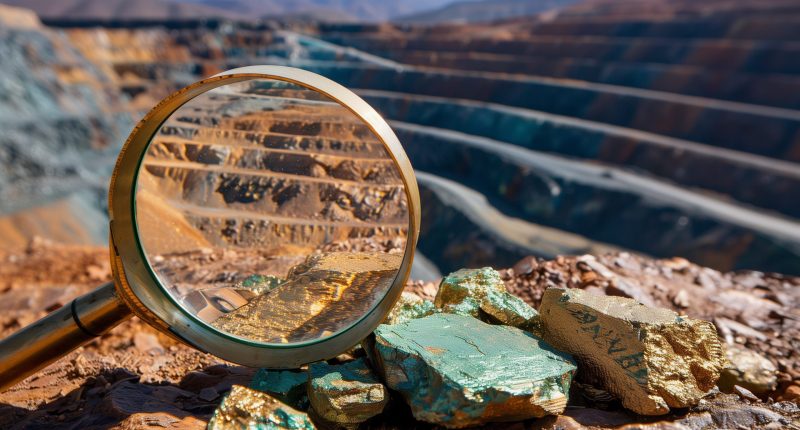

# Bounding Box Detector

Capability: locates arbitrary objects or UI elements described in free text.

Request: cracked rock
[367,313,576,428]
[539,287,727,415]
[307,358,388,427]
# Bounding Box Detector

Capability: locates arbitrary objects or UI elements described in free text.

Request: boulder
[717,344,777,395]
[435,267,539,332]
[539,288,727,415]
[384,292,436,324]
[208,385,315,430]
[368,313,576,428]
[307,358,388,427]
[249,369,309,409]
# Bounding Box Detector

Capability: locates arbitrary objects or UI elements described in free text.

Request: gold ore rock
[539,288,727,415]
[367,313,576,428]
[208,385,315,430]
[212,252,401,343]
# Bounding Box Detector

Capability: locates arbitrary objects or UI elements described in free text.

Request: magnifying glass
[0,66,420,391]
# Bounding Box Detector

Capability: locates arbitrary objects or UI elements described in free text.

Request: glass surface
[134,78,409,345]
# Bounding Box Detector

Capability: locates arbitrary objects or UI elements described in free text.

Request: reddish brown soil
[0,239,238,430]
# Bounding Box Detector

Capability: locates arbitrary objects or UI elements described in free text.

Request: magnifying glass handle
[0,282,131,391]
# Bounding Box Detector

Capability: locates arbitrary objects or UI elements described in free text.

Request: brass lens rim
[108,65,420,367]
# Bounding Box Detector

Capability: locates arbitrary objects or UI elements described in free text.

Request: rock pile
[207,265,744,428]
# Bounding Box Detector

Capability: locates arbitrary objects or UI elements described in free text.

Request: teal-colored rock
[435,267,539,332]
[369,313,576,428]
[384,292,437,324]
[239,274,285,294]
[307,358,388,427]
[208,385,315,430]
[250,369,309,409]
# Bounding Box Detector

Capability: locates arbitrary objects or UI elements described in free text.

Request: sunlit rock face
[539,287,727,416]
[0,11,132,220]
[367,313,576,428]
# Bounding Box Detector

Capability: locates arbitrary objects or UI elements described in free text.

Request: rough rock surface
[383,292,436,324]
[435,267,539,331]
[539,287,727,415]
[307,358,388,427]
[368,313,576,428]
[208,385,315,430]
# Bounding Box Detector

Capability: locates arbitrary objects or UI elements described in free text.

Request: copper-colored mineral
[538,287,727,415]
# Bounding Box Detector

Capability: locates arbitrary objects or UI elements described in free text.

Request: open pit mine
[0,0,798,429]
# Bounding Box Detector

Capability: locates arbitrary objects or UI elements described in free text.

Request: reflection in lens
[134,79,409,344]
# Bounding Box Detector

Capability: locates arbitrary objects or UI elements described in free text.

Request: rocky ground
[0,240,798,429]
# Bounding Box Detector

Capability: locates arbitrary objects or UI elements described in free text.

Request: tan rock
[539,288,726,415]
[718,344,777,395]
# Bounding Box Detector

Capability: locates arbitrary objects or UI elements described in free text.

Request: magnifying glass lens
[134,78,409,345]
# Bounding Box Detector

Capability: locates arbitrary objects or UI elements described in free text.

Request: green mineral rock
[250,369,309,409]
[539,288,727,416]
[368,313,576,428]
[208,385,315,430]
[384,292,436,324]
[435,267,539,332]
[238,274,285,294]
[307,358,388,428]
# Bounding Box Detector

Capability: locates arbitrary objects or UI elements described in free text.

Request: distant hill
[0,0,463,23]
[395,0,580,24]
[0,0,243,21]
[179,0,458,22]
